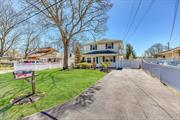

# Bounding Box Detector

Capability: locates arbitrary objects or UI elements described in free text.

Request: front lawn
[0,69,106,120]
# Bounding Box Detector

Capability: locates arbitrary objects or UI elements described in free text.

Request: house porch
[81,54,123,68]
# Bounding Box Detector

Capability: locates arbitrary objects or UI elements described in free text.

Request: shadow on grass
[0,103,14,114]
[0,93,32,115]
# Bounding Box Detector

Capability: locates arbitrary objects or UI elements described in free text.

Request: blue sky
[104,0,180,56]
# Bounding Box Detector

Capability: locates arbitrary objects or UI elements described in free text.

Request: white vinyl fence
[14,62,62,71]
[142,60,180,91]
[116,59,141,69]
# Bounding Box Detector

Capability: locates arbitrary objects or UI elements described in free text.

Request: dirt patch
[11,92,45,105]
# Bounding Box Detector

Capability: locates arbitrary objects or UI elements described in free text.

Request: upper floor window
[106,43,114,49]
[90,44,97,50]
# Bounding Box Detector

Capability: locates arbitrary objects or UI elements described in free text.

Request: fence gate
[116,59,141,69]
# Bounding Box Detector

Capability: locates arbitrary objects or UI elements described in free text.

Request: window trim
[106,43,114,49]
[90,44,97,50]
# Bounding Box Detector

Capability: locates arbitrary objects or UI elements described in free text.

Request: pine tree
[126,43,136,59]
[74,45,81,65]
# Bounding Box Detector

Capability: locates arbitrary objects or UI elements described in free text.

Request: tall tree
[74,43,81,65]
[25,0,112,69]
[0,1,22,57]
[125,43,136,59]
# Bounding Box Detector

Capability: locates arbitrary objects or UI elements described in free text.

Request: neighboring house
[81,39,124,68]
[0,50,23,62]
[154,46,180,59]
[0,56,12,62]
[27,47,63,63]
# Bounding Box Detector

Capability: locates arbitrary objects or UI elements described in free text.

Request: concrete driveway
[24,69,180,120]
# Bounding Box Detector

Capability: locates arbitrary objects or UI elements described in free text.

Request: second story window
[106,43,114,49]
[90,44,97,50]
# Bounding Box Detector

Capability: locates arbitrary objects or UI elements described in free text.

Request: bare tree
[25,0,112,69]
[144,43,168,57]
[21,27,41,59]
[0,1,22,57]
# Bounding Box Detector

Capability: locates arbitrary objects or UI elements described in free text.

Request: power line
[123,0,143,42]
[12,1,42,19]
[122,0,135,39]
[10,0,62,30]
[169,0,179,42]
[126,0,155,41]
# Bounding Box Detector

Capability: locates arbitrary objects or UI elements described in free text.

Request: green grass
[0,69,106,120]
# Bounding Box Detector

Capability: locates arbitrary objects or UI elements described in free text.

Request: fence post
[178,70,180,91]
[149,64,152,76]
[159,65,161,81]
[13,62,17,71]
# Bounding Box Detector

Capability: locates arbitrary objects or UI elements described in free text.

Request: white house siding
[82,40,124,68]
[83,43,121,53]
[97,44,105,51]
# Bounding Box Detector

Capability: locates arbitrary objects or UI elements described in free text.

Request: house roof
[158,46,180,55]
[84,39,123,46]
[29,47,58,55]
[84,50,118,55]
[28,47,60,59]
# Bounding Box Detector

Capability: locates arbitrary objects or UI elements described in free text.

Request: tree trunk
[24,53,28,59]
[0,52,3,57]
[63,42,69,70]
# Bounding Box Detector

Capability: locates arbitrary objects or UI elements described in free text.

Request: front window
[106,43,114,49]
[87,58,91,63]
[90,44,97,50]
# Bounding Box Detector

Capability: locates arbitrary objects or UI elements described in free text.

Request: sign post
[13,70,36,95]
[31,71,35,95]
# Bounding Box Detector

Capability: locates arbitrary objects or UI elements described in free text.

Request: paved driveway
[24,69,180,120]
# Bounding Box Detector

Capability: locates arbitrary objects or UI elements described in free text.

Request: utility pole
[167,42,170,50]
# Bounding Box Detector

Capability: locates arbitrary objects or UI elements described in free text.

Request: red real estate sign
[13,70,34,80]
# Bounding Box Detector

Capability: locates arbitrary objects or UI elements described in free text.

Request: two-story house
[81,39,124,68]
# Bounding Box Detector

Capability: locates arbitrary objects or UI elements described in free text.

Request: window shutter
[113,56,116,62]
[103,56,105,62]
[106,43,107,49]
[95,44,97,50]
[112,43,114,49]
[90,45,92,50]
[96,57,98,64]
